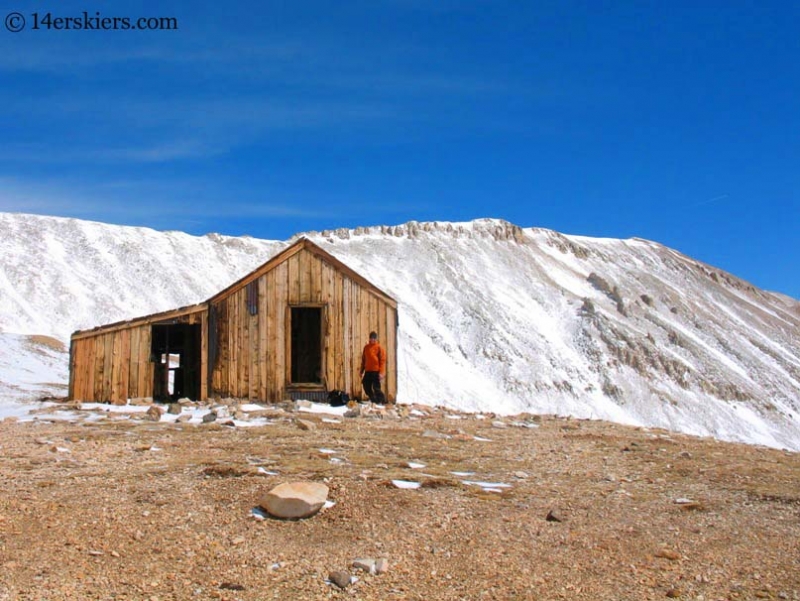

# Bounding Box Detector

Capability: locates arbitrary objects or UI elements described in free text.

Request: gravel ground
[0,402,798,600]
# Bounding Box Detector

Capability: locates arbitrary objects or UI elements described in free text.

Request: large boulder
[259,482,329,519]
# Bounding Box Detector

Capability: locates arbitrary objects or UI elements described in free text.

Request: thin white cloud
[0,176,337,231]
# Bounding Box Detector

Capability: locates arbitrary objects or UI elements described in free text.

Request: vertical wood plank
[128,328,140,399]
[258,275,268,400]
[275,261,288,397]
[102,333,114,402]
[200,310,208,401]
[138,326,152,399]
[117,328,130,404]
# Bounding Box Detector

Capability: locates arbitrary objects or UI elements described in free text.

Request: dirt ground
[0,402,798,601]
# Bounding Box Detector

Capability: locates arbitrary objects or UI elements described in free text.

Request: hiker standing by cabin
[360,331,387,404]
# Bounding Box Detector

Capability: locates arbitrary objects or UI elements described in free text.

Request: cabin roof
[208,237,397,308]
[71,303,206,340]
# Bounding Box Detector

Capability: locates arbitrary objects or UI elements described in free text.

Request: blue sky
[1,1,798,298]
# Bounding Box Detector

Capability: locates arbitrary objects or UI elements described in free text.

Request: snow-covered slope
[1,213,799,450]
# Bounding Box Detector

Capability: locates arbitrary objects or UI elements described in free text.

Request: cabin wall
[209,247,397,402]
[70,311,205,403]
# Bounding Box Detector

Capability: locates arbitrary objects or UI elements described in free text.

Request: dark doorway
[151,323,201,401]
[290,307,322,384]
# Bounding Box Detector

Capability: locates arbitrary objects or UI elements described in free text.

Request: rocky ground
[0,400,798,601]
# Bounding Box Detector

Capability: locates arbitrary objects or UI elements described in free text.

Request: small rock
[296,418,316,431]
[231,536,245,546]
[176,413,192,424]
[422,430,450,440]
[513,471,529,480]
[666,588,682,598]
[213,406,231,419]
[260,482,329,519]
[491,420,508,429]
[545,509,564,522]
[167,403,182,415]
[655,549,681,561]
[375,557,389,574]
[352,558,376,574]
[344,407,361,418]
[202,411,217,424]
[329,570,352,589]
[144,405,163,422]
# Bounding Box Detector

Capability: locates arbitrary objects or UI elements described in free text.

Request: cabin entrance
[290,307,323,385]
[151,323,201,401]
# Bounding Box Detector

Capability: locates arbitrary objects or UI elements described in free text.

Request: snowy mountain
[1,212,799,450]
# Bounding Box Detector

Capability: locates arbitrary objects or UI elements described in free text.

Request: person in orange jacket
[360,331,387,404]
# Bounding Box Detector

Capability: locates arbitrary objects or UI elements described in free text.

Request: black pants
[362,371,386,404]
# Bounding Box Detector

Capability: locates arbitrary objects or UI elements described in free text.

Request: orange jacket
[361,341,386,374]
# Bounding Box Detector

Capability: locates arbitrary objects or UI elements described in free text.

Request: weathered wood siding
[69,308,206,403]
[209,246,398,402]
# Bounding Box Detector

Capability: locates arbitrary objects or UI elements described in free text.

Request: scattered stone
[513,471,529,479]
[674,498,704,511]
[260,482,329,519]
[202,411,217,424]
[219,582,245,591]
[655,549,681,561]
[492,420,508,429]
[167,403,182,415]
[296,418,316,431]
[213,406,231,419]
[422,430,450,440]
[294,400,313,410]
[144,405,163,422]
[375,557,389,574]
[546,509,564,522]
[176,413,192,424]
[328,570,352,589]
[666,588,682,598]
[352,558,376,574]
[344,406,361,418]
[231,536,245,546]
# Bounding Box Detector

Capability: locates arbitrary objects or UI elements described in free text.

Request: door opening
[290,307,322,384]
[151,323,201,401]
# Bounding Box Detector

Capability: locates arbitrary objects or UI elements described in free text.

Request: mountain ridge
[1,211,798,450]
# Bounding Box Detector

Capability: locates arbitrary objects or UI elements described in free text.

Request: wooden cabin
[68,238,398,404]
